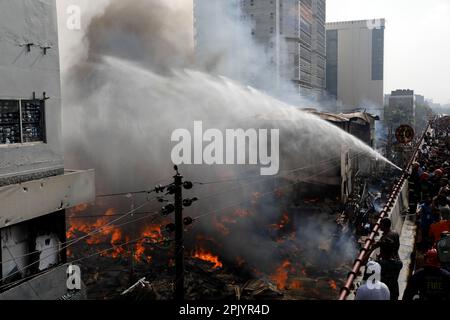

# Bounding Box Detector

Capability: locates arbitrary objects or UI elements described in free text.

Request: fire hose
[338,120,433,300]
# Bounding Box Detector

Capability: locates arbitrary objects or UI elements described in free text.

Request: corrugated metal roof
[339,112,380,123]
[305,110,350,123]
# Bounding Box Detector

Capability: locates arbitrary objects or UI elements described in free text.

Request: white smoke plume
[57,0,396,282]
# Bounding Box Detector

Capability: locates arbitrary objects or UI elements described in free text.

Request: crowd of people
[356,118,450,300]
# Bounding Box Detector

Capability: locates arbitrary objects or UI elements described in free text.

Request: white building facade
[326,19,385,117]
[0,0,94,299]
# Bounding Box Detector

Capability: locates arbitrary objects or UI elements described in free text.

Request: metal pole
[174,171,184,300]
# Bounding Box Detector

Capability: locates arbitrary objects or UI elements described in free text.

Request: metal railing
[338,122,431,300]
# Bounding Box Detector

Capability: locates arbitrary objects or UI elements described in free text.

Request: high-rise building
[194,0,327,100]
[326,19,385,117]
[311,0,327,98]
[0,0,94,299]
[415,94,425,106]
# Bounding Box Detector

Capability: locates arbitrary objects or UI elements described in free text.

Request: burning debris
[66,179,357,300]
[192,248,223,269]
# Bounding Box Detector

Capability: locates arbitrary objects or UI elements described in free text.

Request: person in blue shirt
[419,196,438,248]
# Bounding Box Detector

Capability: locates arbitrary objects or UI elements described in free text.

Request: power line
[95,177,172,198]
[4,246,42,300]
[96,190,155,198]
[189,155,347,208]
[1,206,161,267]
[66,210,159,219]
[0,213,171,292]
[0,235,173,293]
[192,152,361,187]
[0,198,156,282]
[1,181,173,268]
[192,153,366,221]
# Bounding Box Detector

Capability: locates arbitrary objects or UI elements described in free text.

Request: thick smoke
[59,0,393,277]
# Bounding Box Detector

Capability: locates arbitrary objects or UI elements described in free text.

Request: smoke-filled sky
[327,0,450,105]
[57,0,450,105]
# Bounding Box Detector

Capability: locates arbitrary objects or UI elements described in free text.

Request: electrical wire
[192,153,364,221]
[66,210,160,219]
[0,183,170,269]
[4,246,42,300]
[192,151,365,187]
[0,212,169,291]
[0,198,157,282]
[0,235,173,293]
[190,152,361,207]
[95,177,172,198]
[96,189,155,198]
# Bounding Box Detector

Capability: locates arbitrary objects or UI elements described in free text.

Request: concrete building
[326,19,385,117]
[194,0,327,99]
[388,89,416,128]
[0,0,94,299]
[305,110,379,202]
[384,94,391,107]
[415,94,425,106]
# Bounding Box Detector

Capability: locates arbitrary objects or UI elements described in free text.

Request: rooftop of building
[326,18,386,30]
[391,89,415,96]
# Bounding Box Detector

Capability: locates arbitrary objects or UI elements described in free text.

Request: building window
[0,99,46,145]
[372,28,384,81]
[326,30,338,98]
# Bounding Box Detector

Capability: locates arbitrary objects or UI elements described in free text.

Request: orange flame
[192,247,223,269]
[270,212,290,230]
[289,279,302,289]
[270,260,291,290]
[67,208,165,262]
[329,280,338,290]
[134,225,163,263]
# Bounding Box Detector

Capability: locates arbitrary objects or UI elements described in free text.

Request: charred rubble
[66,170,399,301]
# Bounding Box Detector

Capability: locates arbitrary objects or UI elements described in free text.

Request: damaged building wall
[0,0,95,300]
[1,224,29,280]
[0,0,63,186]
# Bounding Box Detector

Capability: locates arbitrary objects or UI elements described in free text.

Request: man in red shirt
[429,211,450,244]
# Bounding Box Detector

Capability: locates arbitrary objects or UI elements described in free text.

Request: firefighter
[403,249,450,300]
[437,232,450,272]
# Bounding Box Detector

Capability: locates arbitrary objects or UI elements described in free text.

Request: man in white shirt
[355,261,391,300]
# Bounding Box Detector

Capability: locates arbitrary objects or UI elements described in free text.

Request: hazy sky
[327,0,450,105]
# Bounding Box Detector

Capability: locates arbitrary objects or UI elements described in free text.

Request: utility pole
[173,166,184,300]
[158,166,196,300]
